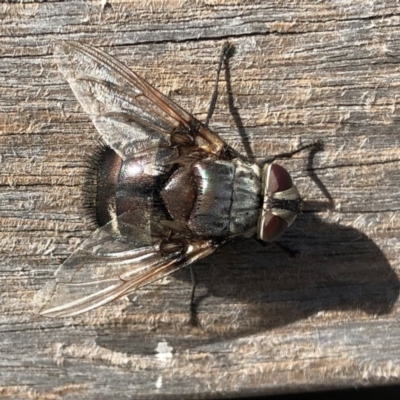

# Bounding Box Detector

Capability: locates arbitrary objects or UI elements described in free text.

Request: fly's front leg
[258,139,323,166]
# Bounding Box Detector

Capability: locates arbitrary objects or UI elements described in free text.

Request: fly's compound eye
[258,163,301,242]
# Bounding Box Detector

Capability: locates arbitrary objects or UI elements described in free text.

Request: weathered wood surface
[1,1,400,399]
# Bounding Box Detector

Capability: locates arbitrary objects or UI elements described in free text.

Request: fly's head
[257,164,301,242]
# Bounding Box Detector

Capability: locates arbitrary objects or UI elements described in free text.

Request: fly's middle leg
[204,42,235,128]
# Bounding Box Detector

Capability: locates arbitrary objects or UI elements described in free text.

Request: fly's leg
[189,265,199,326]
[189,265,197,309]
[254,238,298,258]
[258,140,323,166]
[204,42,235,127]
[272,241,298,258]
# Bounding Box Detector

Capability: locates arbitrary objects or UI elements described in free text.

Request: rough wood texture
[1,1,400,399]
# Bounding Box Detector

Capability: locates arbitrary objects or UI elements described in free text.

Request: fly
[36,41,318,317]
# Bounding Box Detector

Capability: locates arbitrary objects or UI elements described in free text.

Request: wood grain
[1,1,400,399]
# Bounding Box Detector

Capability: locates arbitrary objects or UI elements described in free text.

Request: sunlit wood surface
[1,1,400,399]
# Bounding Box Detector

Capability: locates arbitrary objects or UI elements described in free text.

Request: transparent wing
[35,213,217,317]
[55,41,233,160]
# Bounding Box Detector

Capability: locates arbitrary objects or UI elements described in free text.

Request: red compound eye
[260,212,288,242]
[258,163,300,242]
[267,163,293,194]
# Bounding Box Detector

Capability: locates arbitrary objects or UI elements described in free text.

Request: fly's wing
[55,41,237,160]
[37,42,226,318]
[35,212,217,318]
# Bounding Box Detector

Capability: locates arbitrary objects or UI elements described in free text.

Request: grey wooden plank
[1,1,400,399]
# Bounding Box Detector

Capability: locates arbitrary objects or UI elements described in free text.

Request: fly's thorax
[229,159,261,237]
[186,158,261,238]
[257,163,301,242]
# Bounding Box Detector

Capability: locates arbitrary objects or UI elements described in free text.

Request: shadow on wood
[95,216,399,354]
